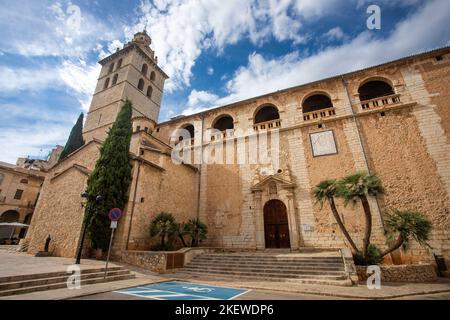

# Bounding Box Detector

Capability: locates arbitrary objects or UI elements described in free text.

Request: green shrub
[353,244,383,266]
[149,212,177,251]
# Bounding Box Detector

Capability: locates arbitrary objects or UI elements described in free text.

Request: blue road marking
[115,281,249,300]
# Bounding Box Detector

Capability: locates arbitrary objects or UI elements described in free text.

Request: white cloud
[207,67,214,75]
[0,66,59,93]
[323,27,347,41]
[182,0,450,114]
[58,60,100,110]
[0,60,98,111]
[0,123,70,164]
[187,90,220,107]
[0,1,117,58]
[294,0,341,19]
[129,0,332,92]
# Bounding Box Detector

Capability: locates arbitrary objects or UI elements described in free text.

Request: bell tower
[83,30,169,142]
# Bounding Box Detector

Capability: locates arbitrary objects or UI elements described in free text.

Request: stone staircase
[0,266,135,297]
[175,251,353,286]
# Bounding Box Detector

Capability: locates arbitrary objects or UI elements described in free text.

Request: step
[183,268,344,278]
[183,265,344,275]
[198,253,342,261]
[0,269,131,291]
[186,263,344,272]
[174,271,352,286]
[194,256,343,263]
[179,268,347,280]
[0,266,125,284]
[189,260,344,269]
[186,261,344,270]
[0,273,135,297]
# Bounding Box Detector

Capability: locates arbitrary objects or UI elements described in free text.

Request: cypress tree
[59,113,85,161]
[84,100,133,251]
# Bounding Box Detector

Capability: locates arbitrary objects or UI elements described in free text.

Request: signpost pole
[104,225,115,280]
[104,208,122,280]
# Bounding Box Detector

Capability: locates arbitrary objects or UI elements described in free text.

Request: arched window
[108,63,114,73]
[254,105,280,124]
[302,94,333,113]
[112,74,118,85]
[103,78,110,90]
[213,115,234,131]
[0,210,19,223]
[358,80,395,101]
[179,124,195,141]
[146,86,153,98]
[138,79,144,91]
[142,64,148,76]
[150,71,156,81]
[116,59,123,70]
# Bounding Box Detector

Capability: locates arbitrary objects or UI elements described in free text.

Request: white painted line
[230,289,251,300]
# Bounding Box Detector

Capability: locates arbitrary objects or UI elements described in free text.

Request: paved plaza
[0,250,449,300]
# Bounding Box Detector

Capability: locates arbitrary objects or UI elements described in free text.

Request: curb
[169,276,450,300]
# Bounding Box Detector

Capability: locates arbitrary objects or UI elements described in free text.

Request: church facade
[25,31,450,265]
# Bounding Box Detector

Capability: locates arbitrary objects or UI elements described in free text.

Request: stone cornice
[99,43,169,79]
[51,164,91,182]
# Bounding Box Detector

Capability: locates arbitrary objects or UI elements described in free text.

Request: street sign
[108,208,122,221]
[110,221,118,229]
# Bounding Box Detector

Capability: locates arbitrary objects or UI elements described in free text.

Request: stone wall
[26,141,101,257]
[356,264,438,283]
[112,151,199,253]
[25,45,450,264]
[120,250,167,273]
[151,47,450,263]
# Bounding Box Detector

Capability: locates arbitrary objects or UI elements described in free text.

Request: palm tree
[176,222,189,247]
[184,218,208,247]
[381,210,432,257]
[313,179,359,254]
[149,212,177,250]
[338,172,384,261]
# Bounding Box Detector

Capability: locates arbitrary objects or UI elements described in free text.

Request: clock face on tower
[309,130,338,157]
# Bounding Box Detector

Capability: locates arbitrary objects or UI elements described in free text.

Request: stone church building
[25,30,450,265]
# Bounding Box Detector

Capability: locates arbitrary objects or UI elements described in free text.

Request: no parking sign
[104,208,123,278]
[108,208,122,229]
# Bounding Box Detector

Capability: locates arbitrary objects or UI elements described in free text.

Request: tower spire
[144,18,149,32]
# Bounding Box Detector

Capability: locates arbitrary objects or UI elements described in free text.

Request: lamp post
[75,192,102,265]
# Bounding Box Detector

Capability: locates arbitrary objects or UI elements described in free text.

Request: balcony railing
[303,107,336,122]
[211,130,234,141]
[173,138,195,147]
[360,94,401,110]
[253,119,281,131]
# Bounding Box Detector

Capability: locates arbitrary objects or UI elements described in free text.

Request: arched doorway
[263,200,291,248]
[0,210,20,241]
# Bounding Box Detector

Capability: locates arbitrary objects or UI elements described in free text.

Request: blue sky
[0,0,449,163]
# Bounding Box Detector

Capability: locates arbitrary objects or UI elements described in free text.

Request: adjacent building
[0,146,62,244]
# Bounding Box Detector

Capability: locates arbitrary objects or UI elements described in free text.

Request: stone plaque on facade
[309,130,337,157]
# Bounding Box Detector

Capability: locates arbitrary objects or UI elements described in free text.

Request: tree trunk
[161,234,165,247]
[179,234,187,247]
[381,235,404,257]
[360,196,372,260]
[328,197,359,254]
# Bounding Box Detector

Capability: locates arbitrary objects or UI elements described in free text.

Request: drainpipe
[341,77,385,228]
[125,159,143,250]
[196,114,205,220]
